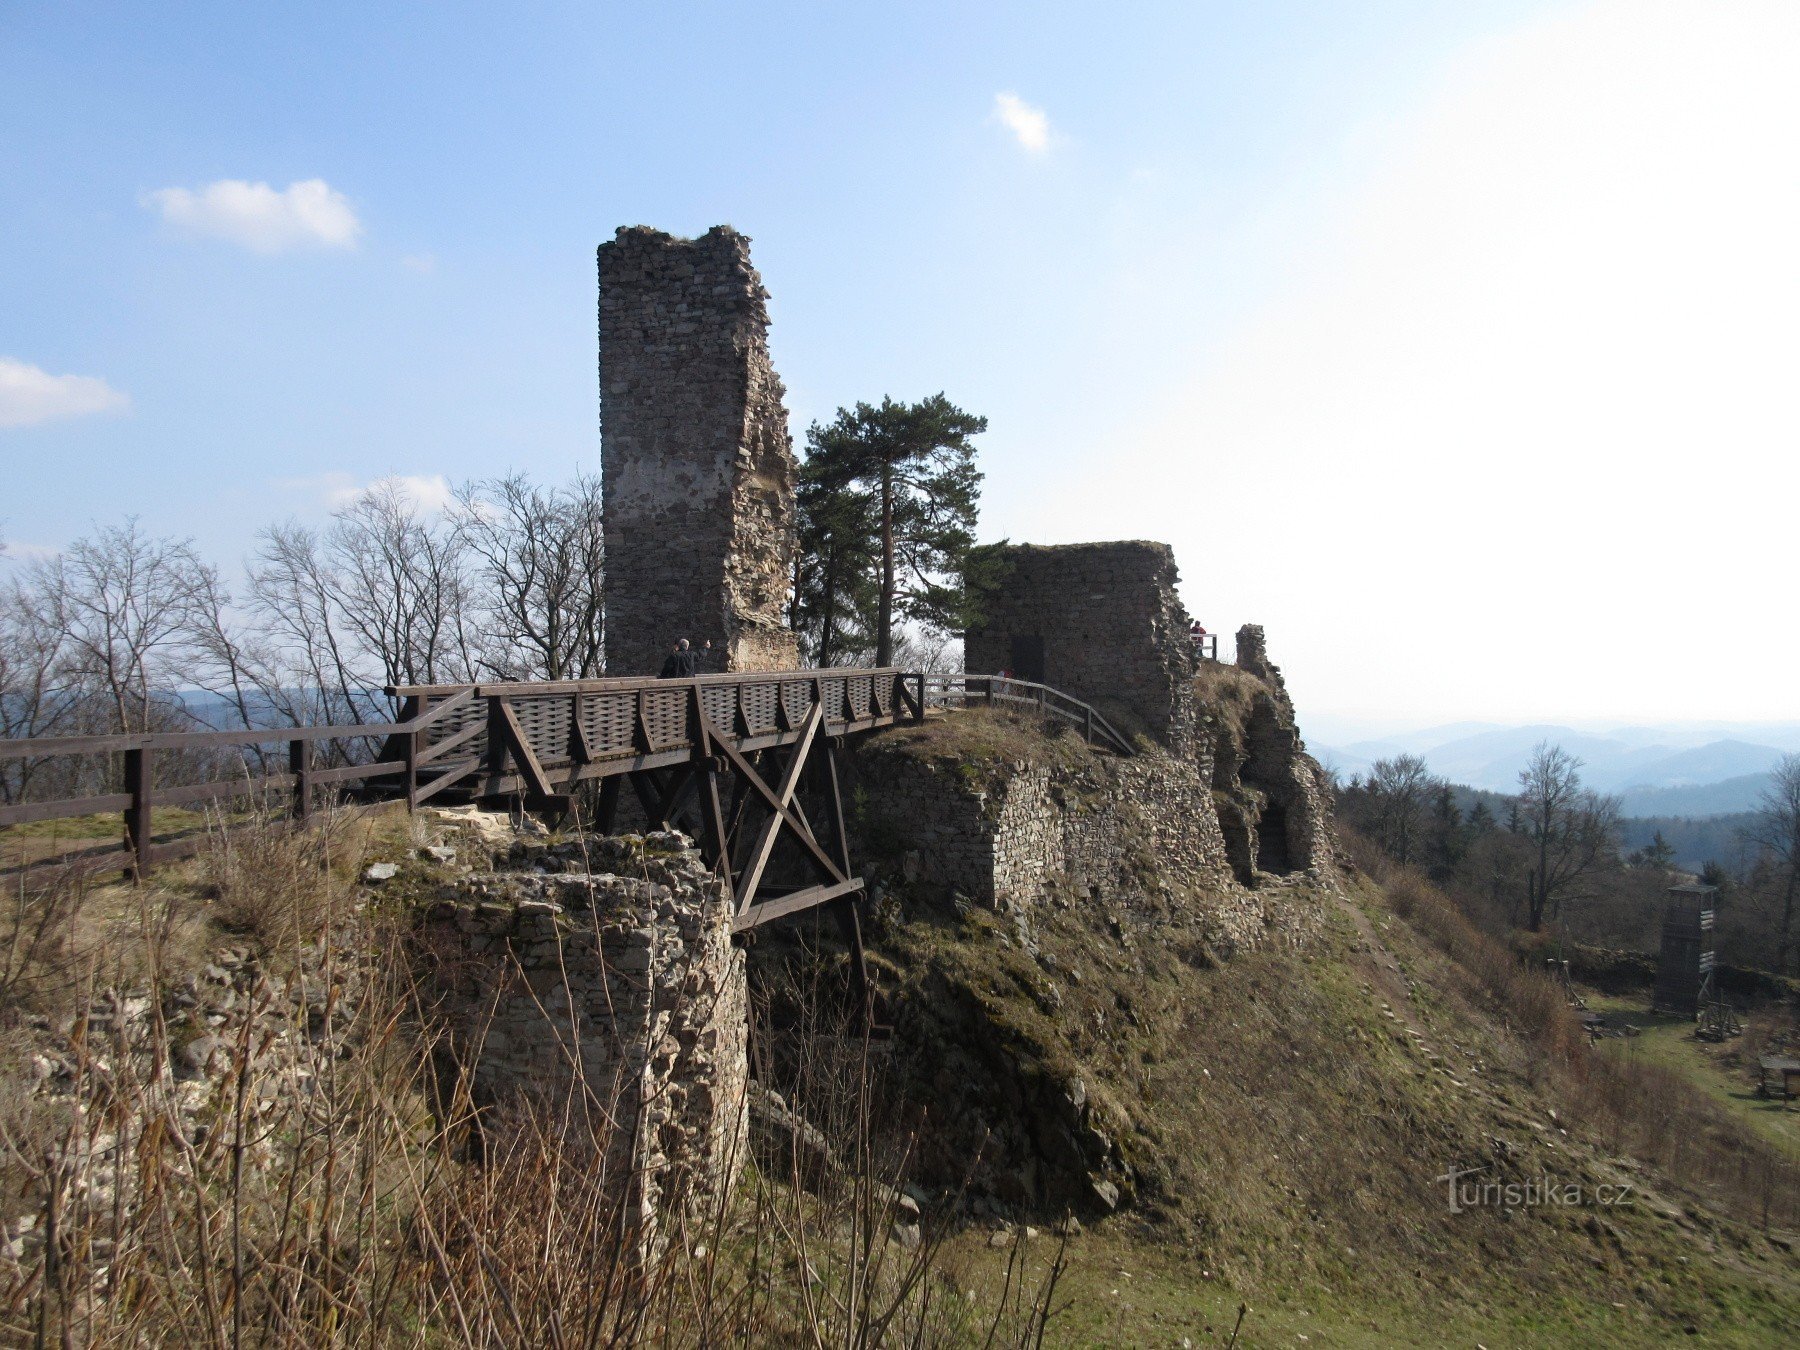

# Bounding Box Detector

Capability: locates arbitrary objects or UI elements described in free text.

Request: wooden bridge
[0,667,1132,963]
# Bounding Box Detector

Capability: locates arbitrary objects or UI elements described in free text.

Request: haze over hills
[1312,718,1800,816]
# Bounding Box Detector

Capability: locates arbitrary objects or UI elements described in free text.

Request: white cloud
[0,357,130,428]
[400,253,437,274]
[0,540,61,563]
[993,92,1052,155]
[143,178,362,254]
[281,472,456,514]
[1035,0,1800,722]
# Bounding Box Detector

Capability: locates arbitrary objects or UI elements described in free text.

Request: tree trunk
[1779,867,1798,975]
[876,472,895,669]
[818,548,839,668]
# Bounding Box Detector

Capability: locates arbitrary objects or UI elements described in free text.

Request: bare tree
[21,521,211,736]
[0,569,85,802]
[250,481,477,726]
[1516,741,1621,932]
[324,481,478,698]
[1366,753,1439,865]
[455,472,604,680]
[248,521,379,731]
[1742,753,1800,974]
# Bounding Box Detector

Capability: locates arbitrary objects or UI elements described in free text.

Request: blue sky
[4,1,1795,726]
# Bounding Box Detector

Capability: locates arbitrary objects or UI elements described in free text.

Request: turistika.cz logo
[1434,1165,1635,1214]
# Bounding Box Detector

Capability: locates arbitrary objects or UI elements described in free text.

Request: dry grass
[0,814,1066,1347]
[1190,661,1266,730]
[1350,828,1800,1234]
[196,808,362,960]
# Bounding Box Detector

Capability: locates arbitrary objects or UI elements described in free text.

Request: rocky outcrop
[849,627,1336,941]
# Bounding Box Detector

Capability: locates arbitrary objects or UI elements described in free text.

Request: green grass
[1585,992,1800,1159]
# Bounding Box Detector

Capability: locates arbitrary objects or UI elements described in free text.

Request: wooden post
[289,739,312,823]
[404,703,422,811]
[486,696,508,782]
[1084,705,1094,746]
[595,776,622,835]
[122,746,152,880]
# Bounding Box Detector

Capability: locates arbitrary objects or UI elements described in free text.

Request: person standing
[659,639,698,678]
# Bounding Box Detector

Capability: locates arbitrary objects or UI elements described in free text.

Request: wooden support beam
[494,697,554,799]
[629,769,665,824]
[652,764,695,828]
[595,775,622,835]
[720,704,831,910]
[705,704,847,914]
[731,877,864,933]
[822,741,853,878]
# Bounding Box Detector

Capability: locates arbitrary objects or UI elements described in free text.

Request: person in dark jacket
[659,639,698,679]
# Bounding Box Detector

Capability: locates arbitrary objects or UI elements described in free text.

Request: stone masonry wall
[599,225,799,676]
[846,731,1331,952]
[850,628,1337,949]
[414,834,748,1255]
[1222,623,1338,880]
[965,542,1197,747]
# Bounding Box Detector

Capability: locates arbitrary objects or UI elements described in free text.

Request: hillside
[748,702,1800,1344]
[3,695,1796,1344]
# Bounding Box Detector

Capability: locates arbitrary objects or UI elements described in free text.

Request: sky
[2,0,1795,730]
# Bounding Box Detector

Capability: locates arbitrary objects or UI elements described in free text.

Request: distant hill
[1314,719,1793,806]
[1618,813,1758,873]
[1615,773,1774,818]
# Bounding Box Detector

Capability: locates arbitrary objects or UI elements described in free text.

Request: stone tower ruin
[598,225,800,676]
[964,541,1198,745]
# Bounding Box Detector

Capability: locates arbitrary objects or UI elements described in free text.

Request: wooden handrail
[388,666,905,699]
[922,675,1135,756]
[1,667,927,879]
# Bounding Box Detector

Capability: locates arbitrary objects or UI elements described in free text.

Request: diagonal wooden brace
[703,704,846,912]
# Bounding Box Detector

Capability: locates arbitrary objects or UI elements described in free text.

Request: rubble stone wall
[599,225,799,676]
[847,735,1327,945]
[850,627,1337,947]
[415,836,748,1252]
[965,542,1196,747]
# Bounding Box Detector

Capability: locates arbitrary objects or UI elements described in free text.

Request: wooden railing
[385,668,927,803]
[0,691,476,876]
[0,672,928,878]
[923,675,1135,756]
[0,666,1138,879]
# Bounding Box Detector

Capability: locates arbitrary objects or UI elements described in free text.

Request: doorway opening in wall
[1220,812,1255,887]
[1010,634,1046,684]
[1256,804,1293,875]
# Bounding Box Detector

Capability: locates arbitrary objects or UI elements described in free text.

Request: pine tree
[802,394,987,667]
[790,456,878,665]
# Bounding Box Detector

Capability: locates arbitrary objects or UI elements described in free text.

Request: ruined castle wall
[599,226,799,676]
[850,628,1336,943]
[848,740,1257,936]
[414,837,748,1253]
[965,542,1196,746]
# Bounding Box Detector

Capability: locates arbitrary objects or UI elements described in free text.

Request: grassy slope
[1585,993,1800,1160]
[840,708,1800,1347]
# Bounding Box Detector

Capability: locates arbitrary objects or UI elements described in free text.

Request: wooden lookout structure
[1652,882,1718,1016]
